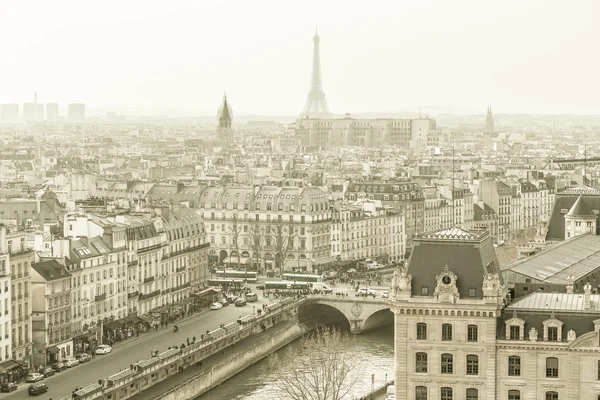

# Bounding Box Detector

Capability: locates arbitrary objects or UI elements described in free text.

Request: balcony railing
[163,242,210,260]
[175,266,186,273]
[138,290,161,301]
[172,282,191,292]
[94,293,106,302]
[143,276,155,283]
[137,243,162,254]
[127,260,139,267]
[127,291,139,299]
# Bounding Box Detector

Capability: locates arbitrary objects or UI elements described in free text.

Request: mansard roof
[547,194,600,240]
[407,227,501,299]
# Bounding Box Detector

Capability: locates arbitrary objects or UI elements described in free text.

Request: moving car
[64,357,80,367]
[75,353,91,363]
[51,362,67,372]
[235,298,247,307]
[0,382,17,392]
[245,292,259,302]
[41,367,54,378]
[28,382,48,395]
[25,372,44,383]
[356,288,376,297]
[227,295,238,303]
[381,291,389,299]
[210,302,223,310]
[95,344,112,355]
[218,298,229,307]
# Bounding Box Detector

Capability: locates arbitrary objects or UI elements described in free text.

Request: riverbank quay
[70,296,304,400]
[136,321,306,400]
[354,380,395,400]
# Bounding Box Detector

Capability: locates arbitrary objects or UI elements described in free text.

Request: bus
[215,270,258,283]
[208,278,247,289]
[264,281,311,291]
[282,273,323,283]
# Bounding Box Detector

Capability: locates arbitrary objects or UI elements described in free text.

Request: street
[4,295,270,400]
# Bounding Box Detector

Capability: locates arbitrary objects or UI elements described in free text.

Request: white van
[245,292,259,302]
[312,282,333,293]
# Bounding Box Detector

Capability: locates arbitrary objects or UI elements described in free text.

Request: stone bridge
[297,295,394,334]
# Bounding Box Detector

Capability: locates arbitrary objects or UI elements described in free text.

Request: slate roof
[497,292,600,340]
[503,234,600,290]
[31,259,72,282]
[546,193,600,240]
[407,228,501,299]
[566,195,595,217]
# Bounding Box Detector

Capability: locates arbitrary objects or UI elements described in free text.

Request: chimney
[584,282,592,310]
[566,275,574,294]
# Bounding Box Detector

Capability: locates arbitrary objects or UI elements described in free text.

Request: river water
[195,323,394,400]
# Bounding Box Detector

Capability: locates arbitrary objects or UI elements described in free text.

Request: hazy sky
[2,0,600,116]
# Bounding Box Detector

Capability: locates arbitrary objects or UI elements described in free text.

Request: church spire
[485,105,495,133]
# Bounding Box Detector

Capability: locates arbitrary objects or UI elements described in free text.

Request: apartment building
[330,200,405,263]
[479,180,513,242]
[0,226,12,363]
[198,185,331,273]
[7,229,33,366]
[31,259,72,366]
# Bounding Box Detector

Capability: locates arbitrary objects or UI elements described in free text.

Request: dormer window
[543,314,563,342]
[505,314,525,340]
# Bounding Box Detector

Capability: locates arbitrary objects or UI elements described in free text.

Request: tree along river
[195,323,394,400]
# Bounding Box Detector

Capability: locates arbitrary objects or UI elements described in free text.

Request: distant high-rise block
[46,103,59,121]
[68,103,85,122]
[23,103,35,121]
[0,104,19,121]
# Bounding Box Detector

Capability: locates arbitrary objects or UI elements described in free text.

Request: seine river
[195,323,394,400]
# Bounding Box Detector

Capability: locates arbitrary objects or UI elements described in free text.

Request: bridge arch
[298,302,350,331]
[361,308,394,332]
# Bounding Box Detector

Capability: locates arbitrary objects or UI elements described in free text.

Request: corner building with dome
[393,227,600,400]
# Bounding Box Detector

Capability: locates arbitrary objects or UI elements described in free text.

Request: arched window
[466,355,479,375]
[546,392,558,400]
[441,353,453,374]
[415,352,427,373]
[466,388,478,400]
[415,386,427,400]
[508,390,520,400]
[441,387,453,400]
[546,357,559,378]
[442,323,452,341]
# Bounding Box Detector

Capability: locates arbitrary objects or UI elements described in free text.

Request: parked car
[0,382,17,392]
[27,382,48,395]
[255,284,265,290]
[218,298,229,307]
[381,291,389,299]
[226,295,238,303]
[41,367,54,378]
[210,302,223,310]
[235,298,247,307]
[64,358,80,367]
[51,362,67,372]
[95,344,112,355]
[75,353,91,363]
[25,372,44,383]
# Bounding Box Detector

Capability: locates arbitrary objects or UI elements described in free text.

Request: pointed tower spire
[485,105,495,133]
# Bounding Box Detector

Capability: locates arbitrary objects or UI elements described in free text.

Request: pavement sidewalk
[128,321,296,400]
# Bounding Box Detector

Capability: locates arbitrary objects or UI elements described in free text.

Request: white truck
[311,282,333,293]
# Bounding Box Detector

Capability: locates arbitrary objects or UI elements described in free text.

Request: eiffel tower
[300,29,332,119]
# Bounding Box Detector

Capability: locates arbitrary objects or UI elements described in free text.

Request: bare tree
[228,213,243,271]
[270,217,295,272]
[247,218,264,272]
[268,326,365,400]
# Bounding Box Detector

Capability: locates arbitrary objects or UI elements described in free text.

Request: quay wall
[153,322,307,400]
[73,297,304,400]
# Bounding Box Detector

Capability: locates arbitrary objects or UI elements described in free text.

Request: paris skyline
[2,0,600,116]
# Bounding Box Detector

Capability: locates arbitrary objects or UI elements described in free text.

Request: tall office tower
[485,105,495,133]
[46,103,59,121]
[216,94,233,144]
[0,104,19,121]
[23,103,35,121]
[68,103,86,122]
[300,29,332,119]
